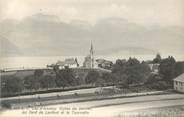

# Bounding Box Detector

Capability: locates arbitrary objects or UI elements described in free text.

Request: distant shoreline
[1,55,184,70]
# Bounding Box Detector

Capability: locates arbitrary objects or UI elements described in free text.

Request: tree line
[1,54,184,97]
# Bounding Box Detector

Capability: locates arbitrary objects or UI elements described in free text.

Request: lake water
[0,54,183,69]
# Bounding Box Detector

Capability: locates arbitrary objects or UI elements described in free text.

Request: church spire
[90,41,94,68]
[90,41,94,55]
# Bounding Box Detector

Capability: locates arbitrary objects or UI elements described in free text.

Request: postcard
[0,0,184,117]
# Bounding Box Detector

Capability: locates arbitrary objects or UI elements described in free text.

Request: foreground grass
[115,105,184,117]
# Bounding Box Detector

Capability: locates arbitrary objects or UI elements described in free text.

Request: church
[83,42,98,68]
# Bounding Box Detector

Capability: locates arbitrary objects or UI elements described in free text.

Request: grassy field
[115,105,184,117]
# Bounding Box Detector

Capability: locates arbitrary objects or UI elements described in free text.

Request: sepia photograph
[0,0,184,117]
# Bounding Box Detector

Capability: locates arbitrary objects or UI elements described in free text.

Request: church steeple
[90,41,94,68]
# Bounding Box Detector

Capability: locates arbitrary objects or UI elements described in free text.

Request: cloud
[0,0,183,27]
[0,0,31,20]
[0,13,184,59]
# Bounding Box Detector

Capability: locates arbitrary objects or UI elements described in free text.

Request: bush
[147,81,170,90]
[1,101,11,109]
[146,73,171,90]
[85,70,100,85]
[2,76,24,95]
[146,74,162,84]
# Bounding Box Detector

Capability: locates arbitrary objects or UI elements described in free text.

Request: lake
[0,54,183,69]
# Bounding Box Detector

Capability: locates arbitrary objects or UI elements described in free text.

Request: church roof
[65,58,77,64]
[56,61,65,66]
[56,58,78,66]
[96,59,112,64]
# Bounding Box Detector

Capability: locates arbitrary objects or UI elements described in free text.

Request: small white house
[56,58,79,69]
[173,73,184,93]
[148,63,159,73]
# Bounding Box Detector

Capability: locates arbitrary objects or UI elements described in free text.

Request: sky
[0,0,184,26]
[0,0,184,60]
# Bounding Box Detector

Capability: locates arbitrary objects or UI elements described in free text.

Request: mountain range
[0,13,184,57]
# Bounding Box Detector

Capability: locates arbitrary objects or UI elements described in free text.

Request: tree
[114,73,129,88]
[28,69,44,90]
[159,56,176,82]
[125,58,150,84]
[174,61,184,77]
[112,57,151,87]
[146,74,162,84]
[153,53,162,63]
[24,75,40,90]
[96,78,105,86]
[147,80,170,90]
[34,69,44,77]
[112,59,126,73]
[85,70,100,85]
[39,75,56,89]
[55,70,67,89]
[3,76,24,94]
[55,67,77,88]
[145,73,172,90]
[101,73,114,84]
[126,57,140,66]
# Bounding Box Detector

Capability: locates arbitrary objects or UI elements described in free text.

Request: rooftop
[174,73,184,82]
[56,58,78,66]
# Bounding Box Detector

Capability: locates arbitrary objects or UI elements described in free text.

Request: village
[46,42,113,72]
[1,41,184,114]
[0,0,184,116]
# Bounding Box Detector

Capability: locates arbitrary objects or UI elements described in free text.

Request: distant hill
[0,13,184,57]
[0,36,22,56]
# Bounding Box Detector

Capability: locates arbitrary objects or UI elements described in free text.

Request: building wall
[148,63,159,73]
[174,80,184,93]
[83,56,98,68]
[58,64,78,69]
[67,64,78,68]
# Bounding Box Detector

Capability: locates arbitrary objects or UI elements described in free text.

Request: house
[65,58,79,68]
[148,63,159,73]
[173,73,184,93]
[96,59,113,69]
[56,58,79,69]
